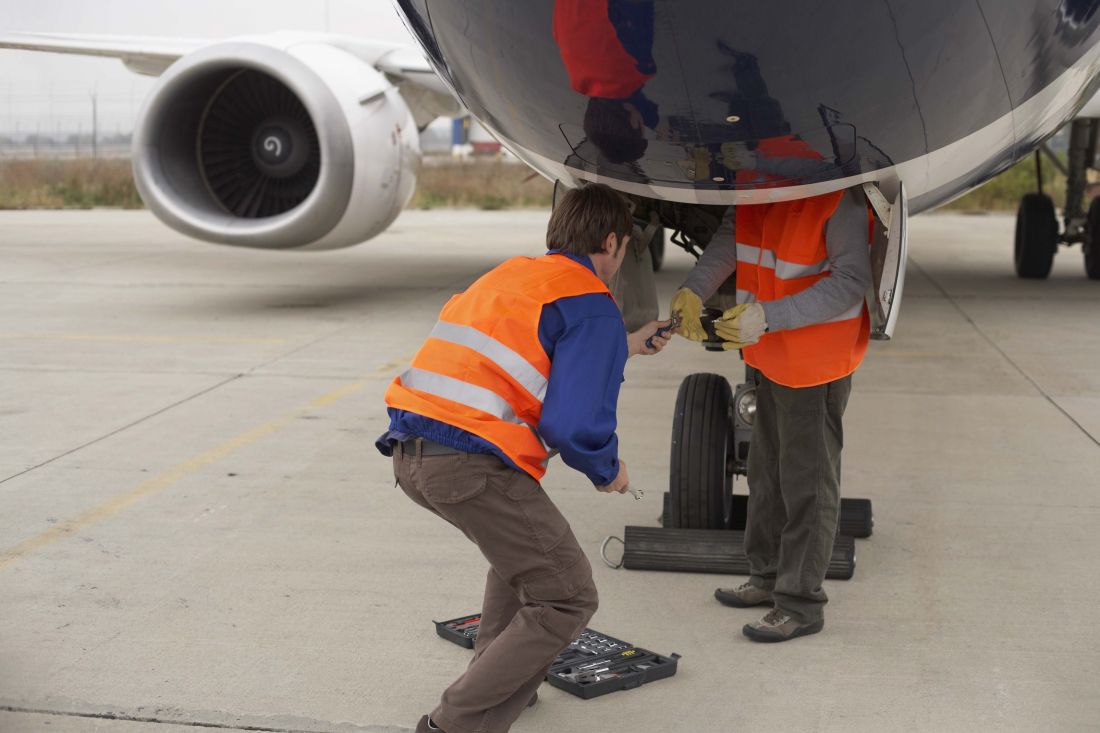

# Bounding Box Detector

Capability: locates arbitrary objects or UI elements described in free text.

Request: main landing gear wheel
[1014,193,1058,279]
[1086,198,1100,280]
[668,373,734,529]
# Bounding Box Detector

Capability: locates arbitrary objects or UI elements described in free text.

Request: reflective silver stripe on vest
[736,243,830,280]
[775,258,829,280]
[736,243,776,269]
[430,321,548,401]
[400,368,526,425]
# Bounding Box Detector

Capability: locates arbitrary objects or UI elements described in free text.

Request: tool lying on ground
[434,615,680,699]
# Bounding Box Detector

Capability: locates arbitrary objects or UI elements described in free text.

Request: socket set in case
[434,614,680,699]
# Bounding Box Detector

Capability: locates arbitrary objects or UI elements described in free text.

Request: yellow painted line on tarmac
[0,354,412,572]
[0,332,287,345]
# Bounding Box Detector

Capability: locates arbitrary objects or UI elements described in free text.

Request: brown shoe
[714,582,773,608]
[415,715,447,733]
[742,608,824,643]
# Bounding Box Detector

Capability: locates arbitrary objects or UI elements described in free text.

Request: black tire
[1085,197,1100,280]
[1014,193,1058,279]
[669,373,734,529]
[649,227,665,272]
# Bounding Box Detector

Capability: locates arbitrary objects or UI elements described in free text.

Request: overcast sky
[0,0,415,134]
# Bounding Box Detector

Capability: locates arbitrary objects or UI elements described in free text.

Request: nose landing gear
[665,368,874,539]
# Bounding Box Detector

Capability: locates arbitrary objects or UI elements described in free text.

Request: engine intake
[133,42,359,249]
[200,70,321,218]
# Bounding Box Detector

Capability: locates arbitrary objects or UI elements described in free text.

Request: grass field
[0,159,143,209]
[0,155,1065,213]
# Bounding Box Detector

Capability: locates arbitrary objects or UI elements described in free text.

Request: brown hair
[546,183,634,256]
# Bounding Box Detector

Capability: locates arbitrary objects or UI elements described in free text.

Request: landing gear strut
[1016,118,1100,279]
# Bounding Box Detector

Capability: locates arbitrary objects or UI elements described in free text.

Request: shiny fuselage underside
[395,0,1100,213]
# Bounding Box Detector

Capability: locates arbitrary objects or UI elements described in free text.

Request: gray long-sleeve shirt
[681,186,872,333]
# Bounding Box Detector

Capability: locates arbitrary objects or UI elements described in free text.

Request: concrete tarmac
[1,209,1098,733]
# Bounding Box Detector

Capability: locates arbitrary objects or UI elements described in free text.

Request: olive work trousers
[394,440,598,733]
[744,371,852,624]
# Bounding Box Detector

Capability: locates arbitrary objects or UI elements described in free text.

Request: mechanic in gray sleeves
[669,186,873,642]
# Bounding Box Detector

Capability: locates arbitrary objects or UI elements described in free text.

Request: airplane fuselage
[395,0,1100,213]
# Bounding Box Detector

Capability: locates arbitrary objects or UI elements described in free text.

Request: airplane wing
[0,32,204,75]
[0,31,462,122]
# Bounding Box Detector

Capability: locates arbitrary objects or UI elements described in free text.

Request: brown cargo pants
[394,439,598,733]
[744,371,852,624]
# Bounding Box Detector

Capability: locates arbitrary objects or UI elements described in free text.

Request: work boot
[415,715,447,733]
[742,608,824,643]
[714,581,772,608]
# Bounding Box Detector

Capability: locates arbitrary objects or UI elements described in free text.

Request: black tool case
[434,613,483,649]
[434,616,680,699]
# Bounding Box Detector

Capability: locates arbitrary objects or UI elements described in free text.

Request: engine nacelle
[132,37,420,250]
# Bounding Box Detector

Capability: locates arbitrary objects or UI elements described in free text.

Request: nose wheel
[667,373,734,530]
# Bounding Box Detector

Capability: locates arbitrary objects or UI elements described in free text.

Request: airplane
[4,1,1100,531]
[4,4,1099,267]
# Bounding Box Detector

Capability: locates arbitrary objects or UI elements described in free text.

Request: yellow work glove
[714,302,768,349]
[669,288,705,341]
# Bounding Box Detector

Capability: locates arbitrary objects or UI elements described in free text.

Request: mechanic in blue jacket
[377,183,671,733]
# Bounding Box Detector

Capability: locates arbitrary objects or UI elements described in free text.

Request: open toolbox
[434,614,680,699]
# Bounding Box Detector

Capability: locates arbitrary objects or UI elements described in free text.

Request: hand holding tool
[597,460,630,494]
[645,314,681,349]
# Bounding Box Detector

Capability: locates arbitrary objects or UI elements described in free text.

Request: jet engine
[132,38,420,250]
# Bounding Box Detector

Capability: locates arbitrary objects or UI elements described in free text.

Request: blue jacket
[376,251,627,485]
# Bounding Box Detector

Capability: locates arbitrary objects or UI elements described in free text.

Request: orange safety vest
[736,191,871,388]
[384,255,614,480]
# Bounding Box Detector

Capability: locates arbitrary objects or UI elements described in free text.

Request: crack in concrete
[0,374,243,486]
[0,704,410,733]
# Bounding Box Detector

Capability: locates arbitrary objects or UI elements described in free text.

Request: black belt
[399,437,462,456]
